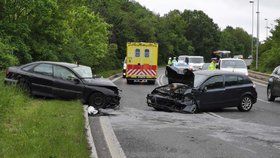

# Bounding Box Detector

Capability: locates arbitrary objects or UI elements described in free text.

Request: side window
[144,49,150,58]
[54,66,77,81]
[135,49,140,57]
[225,75,238,87]
[238,76,251,84]
[22,64,35,71]
[204,75,224,90]
[33,64,53,76]
[185,58,189,64]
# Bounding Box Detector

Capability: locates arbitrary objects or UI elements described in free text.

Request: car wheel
[238,96,253,112]
[267,86,275,102]
[168,79,173,84]
[148,80,156,85]
[19,78,32,95]
[89,92,105,109]
[154,107,163,111]
[127,79,133,84]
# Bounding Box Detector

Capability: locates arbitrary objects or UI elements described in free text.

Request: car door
[30,63,54,97]
[52,65,84,99]
[199,75,225,110]
[224,75,241,107]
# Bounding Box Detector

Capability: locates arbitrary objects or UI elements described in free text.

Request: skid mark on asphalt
[106,107,280,151]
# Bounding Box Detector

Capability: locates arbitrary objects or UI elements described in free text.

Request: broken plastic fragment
[88,106,99,115]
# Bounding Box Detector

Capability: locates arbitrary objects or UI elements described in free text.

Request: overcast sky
[134,0,280,41]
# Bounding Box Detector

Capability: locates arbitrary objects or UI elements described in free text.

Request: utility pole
[249,1,254,60]
[256,0,260,70]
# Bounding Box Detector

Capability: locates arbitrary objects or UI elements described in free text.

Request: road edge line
[99,116,127,158]
[83,105,98,158]
[112,76,122,83]
[206,112,224,118]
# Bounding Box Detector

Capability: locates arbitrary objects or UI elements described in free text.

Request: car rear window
[221,60,246,68]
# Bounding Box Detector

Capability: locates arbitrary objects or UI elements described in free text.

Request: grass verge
[0,73,89,158]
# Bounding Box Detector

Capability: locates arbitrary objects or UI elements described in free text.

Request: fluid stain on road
[105,106,280,157]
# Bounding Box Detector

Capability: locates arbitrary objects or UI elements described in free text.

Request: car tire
[127,79,133,84]
[168,79,173,84]
[267,86,275,102]
[148,80,156,85]
[238,95,253,112]
[154,107,163,111]
[89,92,105,109]
[19,78,32,95]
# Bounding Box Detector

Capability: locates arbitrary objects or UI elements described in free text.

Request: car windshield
[178,56,186,61]
[174,62,188,67]
[189,58,204,63]
[194,74,208,88]
[73,66,93,78]
[221,60,246,68]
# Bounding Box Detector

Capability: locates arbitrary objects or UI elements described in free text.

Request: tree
[181,10,220,60]
[219,26,251,58]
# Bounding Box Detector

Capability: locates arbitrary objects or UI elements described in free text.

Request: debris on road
[88,106,99,116]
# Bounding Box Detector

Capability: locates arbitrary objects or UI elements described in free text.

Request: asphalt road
[106,69,280,158]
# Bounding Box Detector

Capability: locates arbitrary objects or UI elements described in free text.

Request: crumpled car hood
[82,78,117,88]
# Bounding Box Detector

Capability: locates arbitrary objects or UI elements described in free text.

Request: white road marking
[112,76,122,83]
[257,98,271,104]
[253,81,267,87]
[99,116,127,158]
[159,74,164,86]
[156,74,162,86]
[206,112,224,118]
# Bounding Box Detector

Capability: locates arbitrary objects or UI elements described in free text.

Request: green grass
[0,73,89,158]
[96,69,122,78]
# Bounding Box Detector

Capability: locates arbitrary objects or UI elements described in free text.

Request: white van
[178,56,204,71]
[219,58,248,76]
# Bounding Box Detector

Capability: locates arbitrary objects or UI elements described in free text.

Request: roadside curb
[84,73,123,158]
[99,116,126,158]
[83,105,99,158]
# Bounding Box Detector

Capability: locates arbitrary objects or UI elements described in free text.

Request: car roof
[26,61,87,68]
[220,58,244,61]
[194,70,246,76]
[179,55,203,58]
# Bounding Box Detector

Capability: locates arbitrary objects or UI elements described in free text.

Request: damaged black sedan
[147,70,257,113]
[5,61,120,109]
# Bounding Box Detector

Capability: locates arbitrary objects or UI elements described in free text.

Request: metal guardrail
[248,70,270,85]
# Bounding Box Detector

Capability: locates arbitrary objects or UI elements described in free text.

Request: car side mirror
[73,78,80,84]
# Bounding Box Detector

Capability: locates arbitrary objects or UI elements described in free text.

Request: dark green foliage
[219,26,251,58]
[258,19,280,72]
[0,0,109,69]
[1,0,259,71]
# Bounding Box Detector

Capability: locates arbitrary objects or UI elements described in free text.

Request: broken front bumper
[146,94,197,113]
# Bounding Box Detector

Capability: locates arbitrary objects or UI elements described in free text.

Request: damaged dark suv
[147,70,257,113]
[5,61,120,109]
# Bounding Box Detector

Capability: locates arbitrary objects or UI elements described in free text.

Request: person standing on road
[172,57,177,65]
[208,58,217,70]
[167,57,172,65]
